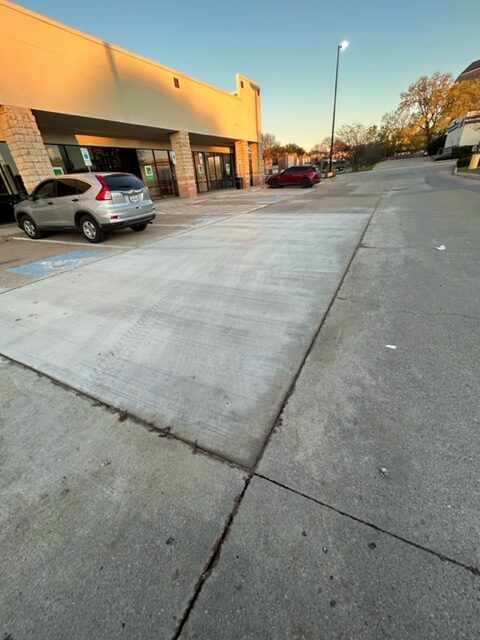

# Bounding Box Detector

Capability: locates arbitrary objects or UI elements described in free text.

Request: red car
[267,165,320,189]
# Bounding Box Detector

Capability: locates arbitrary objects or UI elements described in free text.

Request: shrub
[457,155,472,168]
[452,145,475,159]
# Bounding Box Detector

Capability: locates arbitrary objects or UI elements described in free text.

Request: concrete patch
[181,477,479,639]
[0,213,369,466]
[0,357,245,640]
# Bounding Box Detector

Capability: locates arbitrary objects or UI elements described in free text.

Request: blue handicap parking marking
[8,251,105,277]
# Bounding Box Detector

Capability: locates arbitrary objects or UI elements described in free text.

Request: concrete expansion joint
[254,473,480,578]
[0,353,250,474]
[171,477,251,640]
[334,297,480,322]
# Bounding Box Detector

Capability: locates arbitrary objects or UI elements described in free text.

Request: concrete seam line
[11,237,134,249]
[255,473,480,578]
[251,194,382,471]
[170,478,251,640]
[170,195,382,639]
[0,354,249,475]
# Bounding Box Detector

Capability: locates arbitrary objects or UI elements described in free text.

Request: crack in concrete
[335,298,480,322]
[254,473,480,578]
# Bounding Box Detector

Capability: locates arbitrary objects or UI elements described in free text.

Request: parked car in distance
[267,165,320,189]
[14,172,156,243]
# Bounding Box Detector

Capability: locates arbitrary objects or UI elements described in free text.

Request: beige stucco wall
[0,0,262,143]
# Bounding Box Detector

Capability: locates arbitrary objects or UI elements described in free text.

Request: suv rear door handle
[71,198,79,202]
[47,201,54,205]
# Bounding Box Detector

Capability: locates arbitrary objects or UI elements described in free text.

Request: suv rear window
[102,174,144,191]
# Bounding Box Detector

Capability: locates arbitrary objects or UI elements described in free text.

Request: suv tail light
[95,175,112,201]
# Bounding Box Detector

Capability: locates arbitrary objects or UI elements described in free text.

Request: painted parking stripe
[192,215,227,223]
[8,251,112,277]
[150,223,192,228]
[12,237,132,250]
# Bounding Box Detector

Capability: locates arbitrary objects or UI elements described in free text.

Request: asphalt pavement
[1,159,479,639]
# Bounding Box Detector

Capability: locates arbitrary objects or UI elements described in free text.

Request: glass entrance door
[194,151,235,192]
[195,152,208,193]
[206,154,219,190]
[153,150,176,197]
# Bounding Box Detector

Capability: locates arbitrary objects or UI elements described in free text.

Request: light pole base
[326,171,335,178]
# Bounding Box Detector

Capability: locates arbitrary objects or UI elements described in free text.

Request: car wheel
[301,178,311,188]
[130,223,148,232]
[80,215,105,243]
[269,178,280,189]
[20,214,44,239]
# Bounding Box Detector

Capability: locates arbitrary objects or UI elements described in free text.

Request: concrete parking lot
[0,188,287,291]
[1,162,479,639]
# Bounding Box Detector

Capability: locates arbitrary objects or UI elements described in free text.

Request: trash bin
[235,176,244,190]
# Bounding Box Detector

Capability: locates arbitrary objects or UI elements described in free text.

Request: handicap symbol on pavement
[8,251,105,277]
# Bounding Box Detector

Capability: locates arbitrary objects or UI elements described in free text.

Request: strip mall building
[0,0,264,217]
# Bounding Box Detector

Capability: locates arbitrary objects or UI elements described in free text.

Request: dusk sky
[20,0,480,150]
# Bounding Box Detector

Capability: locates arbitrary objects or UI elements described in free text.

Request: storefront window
[137,149,161,198]
[42,143,179,198]
[0,142,25,197]
[45,144,67,174]
[153,150,176,197]
[63,145,92,173]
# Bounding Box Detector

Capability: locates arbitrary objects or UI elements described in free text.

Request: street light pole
[328,41,348,177]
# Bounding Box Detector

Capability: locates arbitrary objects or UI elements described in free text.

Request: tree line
[263,72,480,172]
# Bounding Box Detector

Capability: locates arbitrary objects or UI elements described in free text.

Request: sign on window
[80,147,92,167]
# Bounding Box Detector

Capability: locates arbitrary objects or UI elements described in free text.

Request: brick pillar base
[170,131,197,198]
[250,142,264,186]
[235,140,251,188]
[0,105,53,193]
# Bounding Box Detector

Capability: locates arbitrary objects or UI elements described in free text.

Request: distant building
[444,112,480,149]
[456,60,480,83]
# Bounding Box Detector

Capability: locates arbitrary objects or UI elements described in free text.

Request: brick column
[250,142,264,186]
[234,140,251,188]
[0,105,53,193]
[170,131,197,198]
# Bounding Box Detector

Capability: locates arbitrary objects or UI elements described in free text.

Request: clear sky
[19,0,480,150]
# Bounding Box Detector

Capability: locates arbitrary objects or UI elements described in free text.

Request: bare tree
[261,133,284,167]
[338,123,379,171]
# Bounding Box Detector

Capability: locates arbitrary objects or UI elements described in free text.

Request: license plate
[129,194,139,203]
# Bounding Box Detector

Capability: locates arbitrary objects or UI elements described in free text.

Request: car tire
[301,178,311,188]
[20,214,44,239]
[269,179,280,189]
[80,215,106,243]
[130,223,148,232]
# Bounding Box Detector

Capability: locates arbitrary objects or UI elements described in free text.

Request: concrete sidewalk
[1,160,479,639]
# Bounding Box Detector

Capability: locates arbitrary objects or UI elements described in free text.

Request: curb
[452,165,480,181]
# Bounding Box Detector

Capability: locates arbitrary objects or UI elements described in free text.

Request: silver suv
[14,172,156,243]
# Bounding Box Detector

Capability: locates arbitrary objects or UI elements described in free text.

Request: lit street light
[327,40,349,177]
